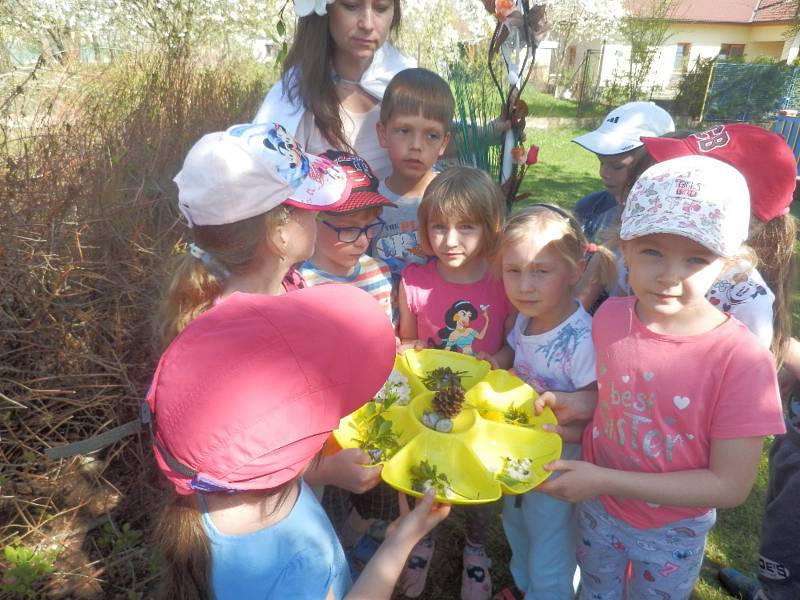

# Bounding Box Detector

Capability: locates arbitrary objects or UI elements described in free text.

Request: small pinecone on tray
[432,385,465,419]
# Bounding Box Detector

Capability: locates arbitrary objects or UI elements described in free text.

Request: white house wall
[568,21,800,96]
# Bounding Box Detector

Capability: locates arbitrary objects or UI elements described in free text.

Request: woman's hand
[534,390,596,443]
[536,460,607,503]
[306,448,382,493]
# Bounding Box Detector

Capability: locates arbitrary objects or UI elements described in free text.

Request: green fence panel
[704,62,800,123]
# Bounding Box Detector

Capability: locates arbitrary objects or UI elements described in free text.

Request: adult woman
[255,0,413,180]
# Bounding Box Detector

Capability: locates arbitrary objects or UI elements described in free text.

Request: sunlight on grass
[521,88,607,119]
[516,126,602,210]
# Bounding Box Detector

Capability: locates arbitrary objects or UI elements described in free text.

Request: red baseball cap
[146,285,395,495]
[641,124,797,222]
[321,150,396,214]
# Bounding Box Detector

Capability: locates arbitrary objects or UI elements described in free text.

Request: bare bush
[1,53,269,596]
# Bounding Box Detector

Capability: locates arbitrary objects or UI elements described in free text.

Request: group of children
[146,62,795,600]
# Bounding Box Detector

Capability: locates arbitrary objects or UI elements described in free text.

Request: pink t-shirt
[402,261,512,355]
[282,266,307,292]
[583,296,785,529]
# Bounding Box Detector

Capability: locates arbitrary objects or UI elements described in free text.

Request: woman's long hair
[281,1,402,151]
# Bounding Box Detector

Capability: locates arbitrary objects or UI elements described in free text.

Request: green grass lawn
[409,127,771,599]
[520,88,608,120]
[516,126,603,208]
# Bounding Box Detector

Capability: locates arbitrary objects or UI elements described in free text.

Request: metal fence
[703,62,800,123]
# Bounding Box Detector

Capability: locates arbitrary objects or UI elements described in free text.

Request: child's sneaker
[398,537,435,598]
[461,547,492,600]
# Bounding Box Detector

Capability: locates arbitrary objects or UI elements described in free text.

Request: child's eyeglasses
[320,218,386,243]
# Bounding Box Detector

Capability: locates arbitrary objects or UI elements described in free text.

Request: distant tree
[618,0,678,100]
[395,0,495,70]
[0,0,283,64]
[542,0,625,97]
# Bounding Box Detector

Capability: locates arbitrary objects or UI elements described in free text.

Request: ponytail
[155,253,223,351]
[749,214,797,367]
[155,495,211,600]
[154,206,293,350]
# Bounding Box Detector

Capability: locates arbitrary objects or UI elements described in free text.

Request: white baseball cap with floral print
[620,155,750,257]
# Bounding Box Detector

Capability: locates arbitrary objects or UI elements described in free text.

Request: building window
[720,43,745,58]
[673,43,691,72]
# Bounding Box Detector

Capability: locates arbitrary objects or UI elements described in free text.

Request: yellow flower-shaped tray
[333,349,562,504]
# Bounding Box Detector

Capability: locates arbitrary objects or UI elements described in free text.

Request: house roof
[627,0,798,24]
[753,0,798,22]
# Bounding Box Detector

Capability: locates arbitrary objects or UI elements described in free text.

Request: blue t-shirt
[201,481,352,599]
[574,190,619,243]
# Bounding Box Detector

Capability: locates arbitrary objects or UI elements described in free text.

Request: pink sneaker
[398,538,435,598]
[461,550,492,600]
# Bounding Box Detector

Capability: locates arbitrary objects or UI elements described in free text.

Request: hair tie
[586,243,598,254]
[188,243,230,281]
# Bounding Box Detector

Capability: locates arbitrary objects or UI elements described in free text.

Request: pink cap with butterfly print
[174,123,351,227]
[620,155,750,257]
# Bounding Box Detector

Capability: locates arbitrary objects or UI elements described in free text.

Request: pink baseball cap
[146,285,395,495]
[641,124,797,222]
[174,123,352,227]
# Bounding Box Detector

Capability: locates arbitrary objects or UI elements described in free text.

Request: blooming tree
[0,0,284,63]
[395,0,495,71]
[541,0,625,95]
[0,0,121,63]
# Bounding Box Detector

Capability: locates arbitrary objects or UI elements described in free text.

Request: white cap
[621,155,750,257]
[174,123,351,227]
[573,101,675,156]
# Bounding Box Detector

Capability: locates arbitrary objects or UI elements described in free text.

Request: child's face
[622,233,726,325]
[501,226,582,331]
[314,210,382,273]
[328,0,394,66]
[426,214,484,272]
[598,150,640,203]
[377,112,450,183]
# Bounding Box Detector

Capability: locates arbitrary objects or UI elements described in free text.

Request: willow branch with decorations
[483,0,547,211]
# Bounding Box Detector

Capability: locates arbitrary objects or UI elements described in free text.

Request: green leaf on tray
[349,402,401,464]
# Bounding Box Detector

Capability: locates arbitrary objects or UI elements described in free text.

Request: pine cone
[432,385,465,419]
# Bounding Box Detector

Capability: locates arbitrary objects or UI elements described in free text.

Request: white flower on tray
[294,0,335,16]
[375,369,411,406]
[497,456,533,488]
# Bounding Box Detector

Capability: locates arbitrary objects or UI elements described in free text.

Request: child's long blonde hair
[417,167,505,258]
[155,205,292,349]
[749,212,797,367]
[496,204,617,292]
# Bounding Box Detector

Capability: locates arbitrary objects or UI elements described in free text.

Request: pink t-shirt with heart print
[582,296,785,529]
